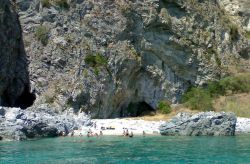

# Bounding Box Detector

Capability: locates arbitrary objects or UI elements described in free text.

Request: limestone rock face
[160,112,237,136]
[16,0,249,118]
[0,0,32,108]
[0,106,91,140]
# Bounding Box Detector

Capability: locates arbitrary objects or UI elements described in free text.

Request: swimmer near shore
[122,129,135,138]
[87,129,103,137]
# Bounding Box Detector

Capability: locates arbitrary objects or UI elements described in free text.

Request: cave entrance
[121,101,156,117]
[14,86,36,109]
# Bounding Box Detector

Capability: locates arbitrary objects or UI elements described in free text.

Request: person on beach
[59,131,63,136]
[93,122,97,129]
[71,131,74,137]
[143,131,146,137]
[125,129,129,136]
[88,129,93,136]
[100,130,103,136]
[129,131,133,138]
[123,130,126,136]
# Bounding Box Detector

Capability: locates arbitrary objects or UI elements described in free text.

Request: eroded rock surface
[160,112,237,136]
[0,106,91,140]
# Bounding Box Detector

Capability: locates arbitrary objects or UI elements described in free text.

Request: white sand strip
[74,119,165,136]
[72,117,250,136]
[236,117,250,133]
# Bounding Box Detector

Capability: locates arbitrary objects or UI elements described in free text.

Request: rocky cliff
[0,0,34,109]
[15,0,249,118]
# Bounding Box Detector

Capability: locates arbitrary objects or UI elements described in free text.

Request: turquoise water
[1,135,250,164]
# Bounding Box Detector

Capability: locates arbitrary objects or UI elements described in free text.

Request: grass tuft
[35,25,50,46]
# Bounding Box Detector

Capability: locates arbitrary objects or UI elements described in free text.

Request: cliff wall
[16,0,249,118]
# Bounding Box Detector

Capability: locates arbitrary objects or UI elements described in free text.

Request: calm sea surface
[1,135,250,164]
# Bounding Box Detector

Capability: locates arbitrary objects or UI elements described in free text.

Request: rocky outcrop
[160,112,237,136]
[0,0,34,108]
[0,106,91,140]
[15,0,249,118]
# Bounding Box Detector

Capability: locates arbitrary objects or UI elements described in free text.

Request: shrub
[158,101,172,114]
[182,73,250,111]
[182,88,213,111]
[84,54,96,67]
[84,54,108,76]
[219,74,250,94]
[229,24,239,41]
[84,54,108,67]
[94,67,99,76]
[207,81,225,97]
[35,25,50,46]
[54,0,69,9]
[246,31,250,39]
[41,0,50,8]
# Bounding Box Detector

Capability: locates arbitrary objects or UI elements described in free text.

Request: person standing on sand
[129,131,133,138]
[125,129,129,136]
[143,131,146,137]
[123,129,126,136]
[100,131,103,136]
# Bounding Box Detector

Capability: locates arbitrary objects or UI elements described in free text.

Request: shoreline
[72,119,165,136]
[71,117,250,137]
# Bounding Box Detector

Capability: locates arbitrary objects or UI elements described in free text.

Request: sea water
[1,135,250,164]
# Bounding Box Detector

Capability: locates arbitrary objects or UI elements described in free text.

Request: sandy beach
[73,119,165,136]
[236,117,250,134]
[72,117,250,136]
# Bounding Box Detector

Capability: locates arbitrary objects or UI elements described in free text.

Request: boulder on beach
[0,105,91,140]
[160,112,237,136]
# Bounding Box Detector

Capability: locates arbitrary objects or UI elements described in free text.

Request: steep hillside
[16,0,249,118]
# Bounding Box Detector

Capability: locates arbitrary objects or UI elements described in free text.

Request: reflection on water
[0,135,250,163]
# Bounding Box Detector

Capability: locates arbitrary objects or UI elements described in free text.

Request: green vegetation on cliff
[182,88,213,111]
[41,0,50,8]
[246,31,250,39]
[35,25,50,46]
[157,101,172,114]
[84,54,108,67]
[84,54,108,75]
[182,73,250,111]
[41,0,69,9]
